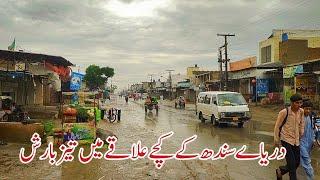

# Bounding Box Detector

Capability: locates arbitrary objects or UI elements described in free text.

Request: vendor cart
[59,91,102,144]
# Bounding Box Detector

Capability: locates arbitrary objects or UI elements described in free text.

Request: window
[217,93,247,106]
[212,96,217,104]
[261,45,271,63]
[198,96,204,103]
[204,95,211,104]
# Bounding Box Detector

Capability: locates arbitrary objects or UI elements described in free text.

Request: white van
[196,91,251,128]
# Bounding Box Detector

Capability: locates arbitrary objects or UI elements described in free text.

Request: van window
[198,96,204,103]
[217,93,247,106]
[212,96,217,104]
[204,95,211,104]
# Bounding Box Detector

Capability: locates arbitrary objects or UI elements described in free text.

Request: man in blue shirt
[300,100,316,180]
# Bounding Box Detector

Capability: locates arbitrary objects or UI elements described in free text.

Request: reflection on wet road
[108,98,320,180]
[1,97,319,179]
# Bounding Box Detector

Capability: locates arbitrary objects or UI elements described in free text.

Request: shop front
[283,64,319,107]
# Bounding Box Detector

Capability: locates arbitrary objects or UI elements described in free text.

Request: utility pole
[217,33,235,91]
[148,74,155,94]
[166,70,174,100]
[147,74,154,82]
[218,45,224,91]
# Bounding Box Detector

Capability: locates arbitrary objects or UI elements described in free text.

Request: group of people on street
[274,93,318,180]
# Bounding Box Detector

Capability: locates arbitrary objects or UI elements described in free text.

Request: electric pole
[218,45,224,91]
[148,74,155,82]
[166,70,174,100]
[147,74,155,93]
[217,33,235,91]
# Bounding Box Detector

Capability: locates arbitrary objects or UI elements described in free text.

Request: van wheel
[238,122,244,128]
[2,114,8,122]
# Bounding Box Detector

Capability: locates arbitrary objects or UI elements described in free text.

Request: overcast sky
[0,0,319,89]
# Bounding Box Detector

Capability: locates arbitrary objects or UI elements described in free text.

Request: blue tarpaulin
[257,79,269,97]
[70,72,84,91]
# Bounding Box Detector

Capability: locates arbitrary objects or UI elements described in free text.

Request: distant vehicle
[196,91,251,128]
[175,96,185,109]
[144,97,159,114]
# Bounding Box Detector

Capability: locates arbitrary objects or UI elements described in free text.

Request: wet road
[1,97,319,179]
[99,97,320,180]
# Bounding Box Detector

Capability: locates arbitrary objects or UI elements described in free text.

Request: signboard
[70,72,84,91]
[63,122,96,144]
[230,68,265,80]
[284,86,295,105]
[283,65,303,78]
[15,63,26,71]
[256,79,269,97]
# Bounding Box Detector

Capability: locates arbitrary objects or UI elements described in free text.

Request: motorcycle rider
[145,96,152,105]
[179,96,185,105]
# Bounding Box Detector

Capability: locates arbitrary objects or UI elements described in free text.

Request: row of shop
[162,57,320,110]
[0,50,73,106]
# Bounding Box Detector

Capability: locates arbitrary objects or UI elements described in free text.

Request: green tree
[84,65,115,90]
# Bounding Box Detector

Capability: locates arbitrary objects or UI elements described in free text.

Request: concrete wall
[279,39,308,65]
[187,66,199,78]
[307,47,320,60]
[259,30,320,65]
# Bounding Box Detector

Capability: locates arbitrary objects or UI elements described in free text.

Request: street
[2,96,319,180]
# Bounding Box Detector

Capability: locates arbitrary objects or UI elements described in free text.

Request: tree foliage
[84,65,114,90]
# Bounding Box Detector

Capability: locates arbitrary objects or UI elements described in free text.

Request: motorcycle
[175,98,185,109]
[145,102,159,114]
[2,105,31,123]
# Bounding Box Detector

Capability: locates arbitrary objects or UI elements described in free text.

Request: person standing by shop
[274,93,305,180]
[300,100,316,180]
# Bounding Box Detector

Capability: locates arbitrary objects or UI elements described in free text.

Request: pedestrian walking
[274,93,305,180]
[300,100,316,180]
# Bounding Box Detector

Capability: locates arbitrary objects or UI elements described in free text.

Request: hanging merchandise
[45,62,71,82]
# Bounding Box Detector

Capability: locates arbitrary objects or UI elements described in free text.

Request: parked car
[196,91,251,128]
[175,96,185,109]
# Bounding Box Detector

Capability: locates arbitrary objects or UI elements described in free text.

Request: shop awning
[256,61,283,69]
[0,49,73,67]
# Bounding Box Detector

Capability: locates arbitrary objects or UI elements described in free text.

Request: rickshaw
[145,96,159,114]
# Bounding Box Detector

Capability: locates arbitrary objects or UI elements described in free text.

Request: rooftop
[0,49,73,67]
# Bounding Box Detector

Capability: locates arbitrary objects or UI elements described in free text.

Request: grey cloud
[0,0,319,89]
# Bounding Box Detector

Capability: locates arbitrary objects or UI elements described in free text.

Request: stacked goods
[63,107,77,116]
